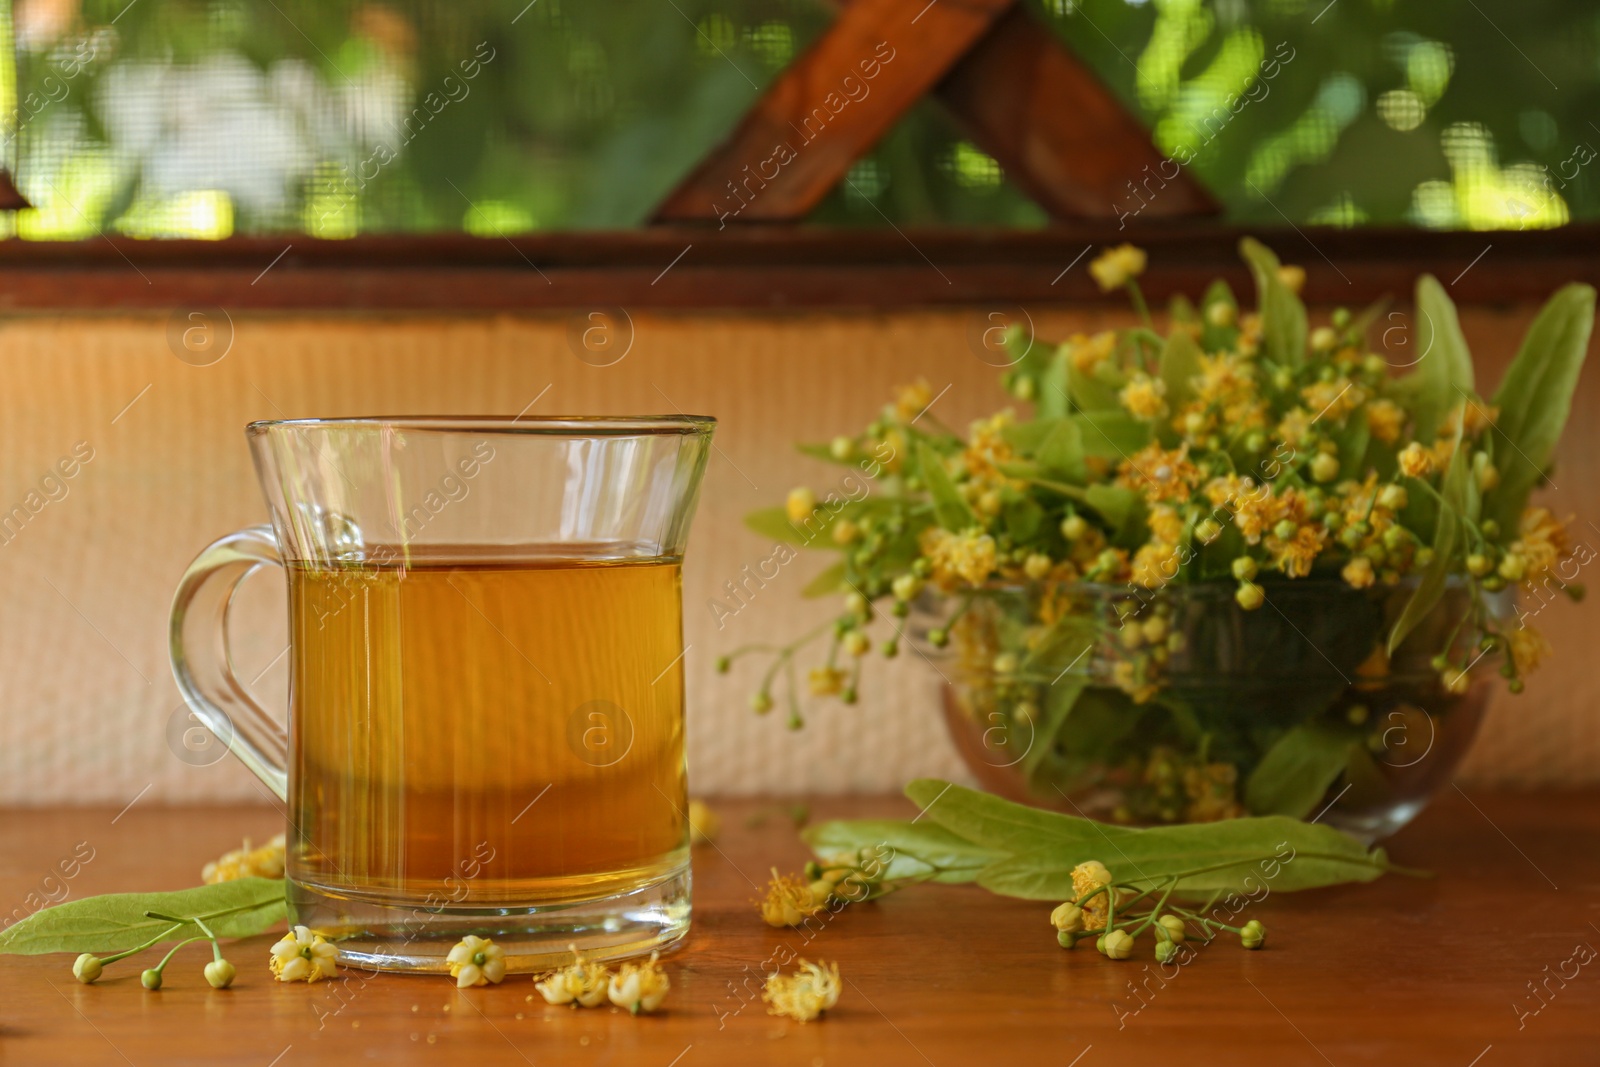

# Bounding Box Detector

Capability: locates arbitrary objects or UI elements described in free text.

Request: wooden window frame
[0,224,1593,312]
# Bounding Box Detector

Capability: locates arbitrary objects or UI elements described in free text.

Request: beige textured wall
[0,304,1593,806]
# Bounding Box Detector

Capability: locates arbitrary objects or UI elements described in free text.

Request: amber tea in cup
[170,417,713,973]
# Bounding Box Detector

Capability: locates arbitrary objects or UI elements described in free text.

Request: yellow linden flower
[806,666,847,697]
[1440,400,1499,438]
[1148,504,1184,545]
[1070,860,1115,930]
[1131,541,1181,589]
[920,527,999,588]
[1195,351,1253,403]
[759,868,825,927]
[1398,442,1434,478]
[764,959,841,1023]
[688,799,721,845]
[203,833,286,883]
[1050,902,1086,933]
[1089,244,1148,292]
[1183,762,1245,822]
[1507,625,1551,676]
[891,379,934,423]
[534,945,611,1007]
[1301,378,1365,423]
[446,935,506,988]
[1511,507,1570,578]
[1116,444,1202,504]
[786,487,817,524]
[1119,373,1168,420]
[1342,556,1376,589]
[269,925,339,983]
[608,952,671,1014]
[963,410,1022,490]
[1366,399,1406,445]
[1067,331,1119,373]
[1276,407,1314,449]
[1266,524,1327,578]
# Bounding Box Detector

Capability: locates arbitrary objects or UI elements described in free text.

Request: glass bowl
[909,578,1510,841]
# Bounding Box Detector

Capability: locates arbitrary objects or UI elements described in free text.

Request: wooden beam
[652,0,1017,225]
[0,226,1588,311]
[932,5,1219,220]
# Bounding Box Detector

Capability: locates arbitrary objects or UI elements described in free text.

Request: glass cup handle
[169,524,290,801]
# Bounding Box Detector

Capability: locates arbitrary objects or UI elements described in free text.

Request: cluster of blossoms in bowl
[724,240,1593,831]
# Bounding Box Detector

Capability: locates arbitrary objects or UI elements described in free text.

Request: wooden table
[2,791,1596,1066]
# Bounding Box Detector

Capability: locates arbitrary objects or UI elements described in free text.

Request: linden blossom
[715,41,898,229]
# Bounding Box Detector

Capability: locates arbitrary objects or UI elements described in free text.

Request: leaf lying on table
[804,780,1400,903]
[0,878,286,955]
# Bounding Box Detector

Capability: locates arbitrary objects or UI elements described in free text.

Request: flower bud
[892,574,923,601]
[714,655,731,674]
[1156,915,1187,943]
[73,954,103,984]
[928,628,949,648]
[1023,553,1053,580]
[141,968,163,990]
[1235,581,1265,611]
[1155,939,1179,964]
[1378,484,1408,511]
[1310,453,1339,483]
[1103,930,1135,960]
[1195,518,1222,544]
[1050,902,1085,933]
[843,631,871,657]
[750,691,774,714]
[1231,557,1258,582]
[881,640,899,659]
[1060,514,1088,541]
[1240,919,1266,949]
[830,436,855,461]
[785,487,817,524]
[1273,519,1299,542]
[1466,553,1492,577]
[204,959,236,989]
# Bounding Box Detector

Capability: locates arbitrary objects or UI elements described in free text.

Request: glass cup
[170,416,714,973]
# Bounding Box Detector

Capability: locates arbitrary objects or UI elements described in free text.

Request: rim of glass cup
[245,414,716,437]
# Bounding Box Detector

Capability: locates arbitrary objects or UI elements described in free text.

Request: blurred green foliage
[1,0,1595,237]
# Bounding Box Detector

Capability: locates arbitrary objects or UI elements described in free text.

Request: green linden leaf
[1485,283,1596,532]
[801,819,1004,884]
[1388,429,1468,654]
[1159,328,1204,412]
[1410,274,1475,442]
[896,780,1394,901]
[1238,237,1307,369]
[918,441,975,531]
[800,560,846,598]
[0,878,286,955]
[974,818,1390,899]
[1244,721,1357,818]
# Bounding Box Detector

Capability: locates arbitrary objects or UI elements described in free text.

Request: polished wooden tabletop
[2,790,1595,1066]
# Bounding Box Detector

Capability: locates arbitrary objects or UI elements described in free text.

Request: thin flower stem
[1129,879,1178,938]
[101,923,185,965]
[152,935,211,973]
[188,916,225,962]
[1126,281,1155,335]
